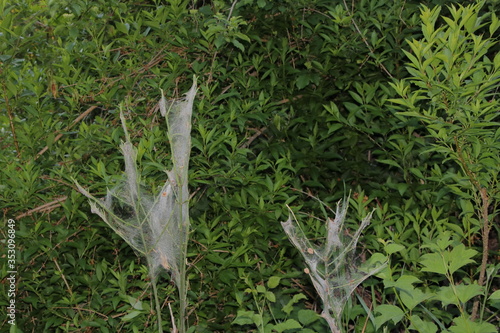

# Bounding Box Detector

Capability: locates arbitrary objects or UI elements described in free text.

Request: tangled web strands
[281,199,386,332]
[77,79,197,287]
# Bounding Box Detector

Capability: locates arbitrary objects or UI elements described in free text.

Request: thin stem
[454,136,491,320]
[471,188,490,320]
[151,275,164,333]
[227,0,238,21]
[341,0,393,78]
[178,251,187,333]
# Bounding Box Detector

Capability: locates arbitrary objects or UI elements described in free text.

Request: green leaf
[231,39,245,51]
[385,243,405,254]
[273,319,302,332]
[454,283,483,304]
[409,315,438,333]
[96,263,103,281]
[115,22,130,34]
[127,296,143,310]
[265,291,276,302]
[494,50,500,70]
[384,275,421,290]
[490,12,500,37]
[256,284,266,294]
[448,244,477,274]
[267,276,281,289]
[282,294,307,315]
[420,252,447,275]
[359,252,388,275]
[385,275,431,310]
[374,304,404,328]
[450,316,498,333]
[298,309,320,325]
[377,159,402,169]
[436,282,483,306]
[400,286,431,310]
[436,286,456,307]
[295,74,310,90]
[232,310,257,325]
[122,310,142,321]
[409,167,424,179]
[488,290,500,300]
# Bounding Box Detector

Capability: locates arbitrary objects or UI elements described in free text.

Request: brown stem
[34,105,97,160]
[15,196,68,219]
[471,188,490,320]
[454,137,491,320]
[341,0,393,78]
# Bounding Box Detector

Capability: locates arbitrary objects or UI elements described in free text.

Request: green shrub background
[1,0,499,331]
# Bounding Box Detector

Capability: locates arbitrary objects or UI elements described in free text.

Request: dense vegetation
[1,0,499,331]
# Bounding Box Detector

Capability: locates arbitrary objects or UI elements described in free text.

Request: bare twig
[53,258,84,318]
[51,307,108,319]
[35,105,97,160]
[341,0,393,78]
[455,136,491,320]
[239,127,267,149]
[227,0,239,21]
[471,187,491,320]
[15,196,67,219]
[168,303,178,333]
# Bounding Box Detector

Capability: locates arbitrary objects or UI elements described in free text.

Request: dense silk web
[281,199,387,332]
[75,79,197,332]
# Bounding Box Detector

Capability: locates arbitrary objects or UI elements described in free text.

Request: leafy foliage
[1,0,499,332]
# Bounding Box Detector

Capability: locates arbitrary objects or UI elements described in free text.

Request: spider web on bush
[76,80,197,287]
[282,198,387,332]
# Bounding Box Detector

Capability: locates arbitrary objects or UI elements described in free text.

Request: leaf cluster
[1,0,499,332]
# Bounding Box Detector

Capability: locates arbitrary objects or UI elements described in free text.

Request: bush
[1,0,498,332]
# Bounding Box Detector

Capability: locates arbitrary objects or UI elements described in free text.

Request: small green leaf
[385,275,431,310]
[385,243,405,254]
[450,316,498,333]
[115,22,130,34]
[282,293,307,315]
[420,252,447,275]
[490,12,500,37]
[489,290,500,300]
[232,310,256,325]
[265,291,276,302]
[409,167,424,179]
[296,74,310,90]
[267,276,281,289]
[126,296,143,310]
[377,159,402,169]
[409,315,438,333]
[46,133,55,148]
[448,244,477,274]
[256,284,266,293]
[400,287,431,310]
[436,286,457,307]
[298,309,320,325]
[96,263,103,281]
[455,283,483,304]
[231,39,245,51]
[273,319,302,332]
[374,304,404,328]
[384,275,421,290]
[122,310,142,321]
